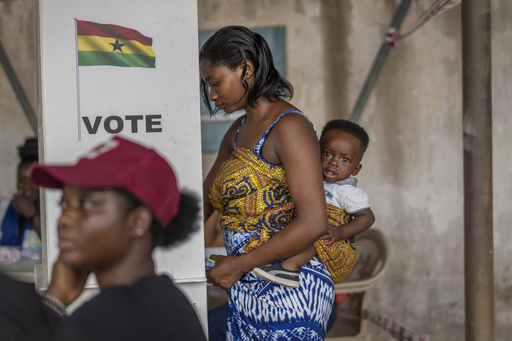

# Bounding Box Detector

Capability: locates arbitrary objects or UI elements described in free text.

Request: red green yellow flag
[77,20,156,68]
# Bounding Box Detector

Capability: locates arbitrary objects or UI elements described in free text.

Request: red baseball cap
[31,136,180,227]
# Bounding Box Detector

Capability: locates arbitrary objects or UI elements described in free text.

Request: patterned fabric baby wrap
[209,144,295,251]
[209,110,335,340]
[313,205,357,284]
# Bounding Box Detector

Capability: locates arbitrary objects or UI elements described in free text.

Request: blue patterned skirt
[224,229,335,340]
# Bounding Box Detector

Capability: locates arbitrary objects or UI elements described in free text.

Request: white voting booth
[37,0,207,330]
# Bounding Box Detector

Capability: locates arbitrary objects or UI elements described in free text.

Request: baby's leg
[252,245,316,288]
[281,245,317,271]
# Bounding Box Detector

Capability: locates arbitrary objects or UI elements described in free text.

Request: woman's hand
[206,254,248,290]
[11,193,37,219]
[46,255,90,306]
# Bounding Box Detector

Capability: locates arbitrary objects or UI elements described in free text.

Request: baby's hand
[323,224,343,245]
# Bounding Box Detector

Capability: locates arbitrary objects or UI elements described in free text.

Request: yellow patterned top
[209,146,296,252]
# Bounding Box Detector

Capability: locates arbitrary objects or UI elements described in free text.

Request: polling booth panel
[37,0,206,329]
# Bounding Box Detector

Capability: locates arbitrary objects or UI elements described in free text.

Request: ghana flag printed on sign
[77,20,156,68]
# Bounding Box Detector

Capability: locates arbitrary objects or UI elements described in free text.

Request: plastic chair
[325,228,390,340]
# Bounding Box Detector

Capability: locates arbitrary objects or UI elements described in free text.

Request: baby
[253,119,375,287]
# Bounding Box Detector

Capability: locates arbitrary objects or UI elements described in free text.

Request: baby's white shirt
[324,178,370,214]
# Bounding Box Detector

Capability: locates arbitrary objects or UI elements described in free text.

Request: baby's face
[320,130,363,183]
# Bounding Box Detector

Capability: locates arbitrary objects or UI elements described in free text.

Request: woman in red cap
[1,136,206,341]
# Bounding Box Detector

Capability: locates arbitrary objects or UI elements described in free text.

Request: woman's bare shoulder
[274,108,315,137]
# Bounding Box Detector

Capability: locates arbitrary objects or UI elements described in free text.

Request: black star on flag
[110,39,125,52]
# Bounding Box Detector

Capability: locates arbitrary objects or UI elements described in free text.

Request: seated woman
[1,138,41,255]
[0,136,206,341]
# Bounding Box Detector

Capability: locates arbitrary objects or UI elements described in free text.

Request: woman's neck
[244,98,290,120]
[95,255,155,289]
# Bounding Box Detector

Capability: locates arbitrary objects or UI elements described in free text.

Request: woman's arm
[46,256,90,307]
[207,113,327,289]
[204,210,223,247]
[11,194,42,237]
[202,117,241,222]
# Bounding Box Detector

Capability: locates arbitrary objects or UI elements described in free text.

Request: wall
[0,0,38,199]
[198,0,511,339]
[490,0,512,338]
[2,0,511,339]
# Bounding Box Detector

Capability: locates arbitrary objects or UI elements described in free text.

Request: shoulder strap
[233,115,247,149]
[254,109,313,156]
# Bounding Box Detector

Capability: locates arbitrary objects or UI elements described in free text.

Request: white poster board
[37,0,206,328]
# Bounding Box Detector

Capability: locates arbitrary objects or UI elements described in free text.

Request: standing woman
[200,26,333,340]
